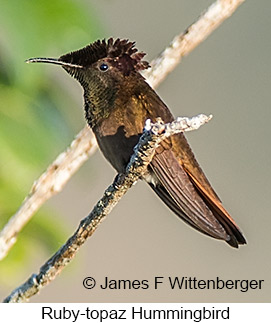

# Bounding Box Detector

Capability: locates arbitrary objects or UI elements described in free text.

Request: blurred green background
[0,0,103,285]
[0,0,270,302]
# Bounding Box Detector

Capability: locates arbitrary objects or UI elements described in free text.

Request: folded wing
[148,143,246,247]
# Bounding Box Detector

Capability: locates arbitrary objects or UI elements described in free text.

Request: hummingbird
[27,38,246,248]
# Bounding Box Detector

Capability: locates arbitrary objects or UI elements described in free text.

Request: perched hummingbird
[27,38,246,248]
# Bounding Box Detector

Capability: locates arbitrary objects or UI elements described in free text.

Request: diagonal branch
[0,126,97,259]
[143,0,246,88]
[0,0,245,259]
[3,114,212,303]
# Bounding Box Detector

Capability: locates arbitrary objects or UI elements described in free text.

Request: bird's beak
[25,57,83,69]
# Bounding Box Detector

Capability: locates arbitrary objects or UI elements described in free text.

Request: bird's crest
[60,38,150,75]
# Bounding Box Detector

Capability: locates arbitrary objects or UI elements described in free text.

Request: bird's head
[27,38,150,126]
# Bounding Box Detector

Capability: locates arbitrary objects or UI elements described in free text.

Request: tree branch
[0,0,245,259]
[0,126,96,259]
[3,114,212,303]
[143,0,245,88]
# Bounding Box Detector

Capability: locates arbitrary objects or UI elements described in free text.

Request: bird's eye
[99,63,109,71]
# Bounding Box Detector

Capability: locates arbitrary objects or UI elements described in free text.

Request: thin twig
[3,114,212,303]
[0,126,96,259]
[0,0,245,259]
[143,0,246,88]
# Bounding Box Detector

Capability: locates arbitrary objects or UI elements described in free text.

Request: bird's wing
[149,145,230,241]
[184,169,246,246]
[131,81,246,246]
[149,140,246,247]
[133,80,221,202]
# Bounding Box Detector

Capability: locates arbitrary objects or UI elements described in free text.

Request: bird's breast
[94,125,142,173]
